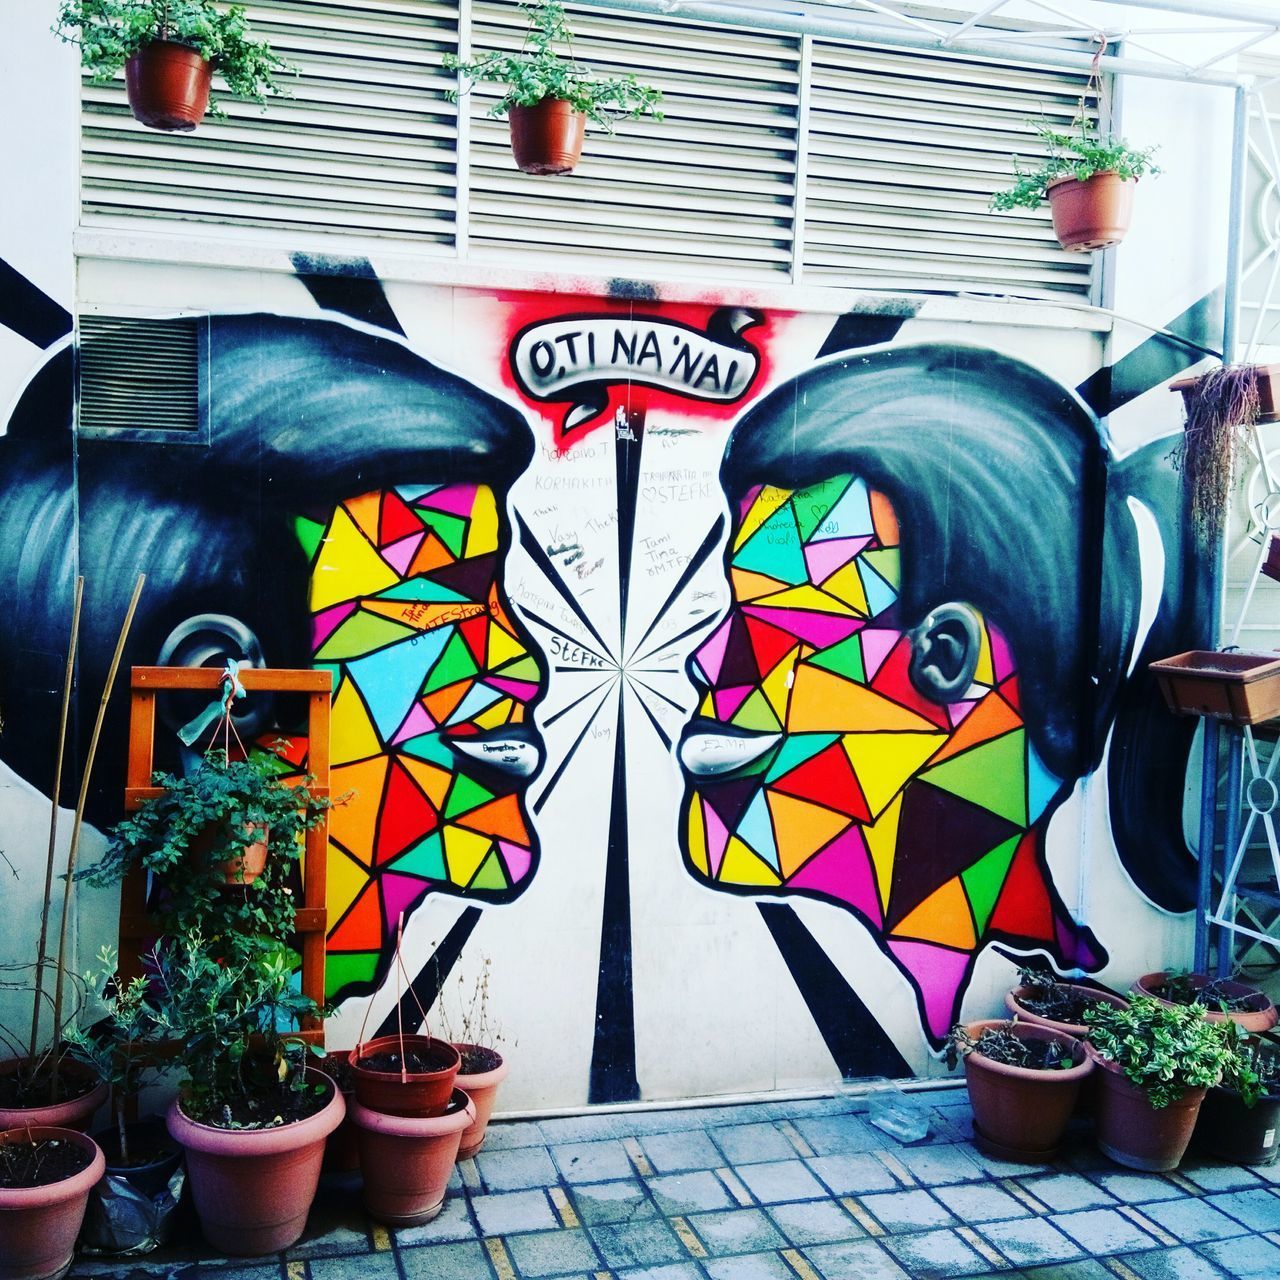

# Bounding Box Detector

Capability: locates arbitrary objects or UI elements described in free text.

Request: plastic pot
[454,1044,508,1160]
[125,41,213,132]
[1004,984,1129,1037]
[1045,171,1134,252]
[0,1059,107,1133]
[349,1035,460,1118]
[1194,1084,1280,1166]
[350,1090,474,1226]
[1092,1055,1207,1171]
[0,1125,105,1280]
[1131,971,1278,1033]
[508,99,587,175]
[960,1019,1091,1163]
[165,1074,345,1255]
[80,1118,185,1255]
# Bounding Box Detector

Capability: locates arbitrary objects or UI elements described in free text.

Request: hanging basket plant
[53,0,295,132]
[443,0,662,176]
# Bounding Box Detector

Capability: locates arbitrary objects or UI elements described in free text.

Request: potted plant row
[444,0,661,175]
[54,0,293,132]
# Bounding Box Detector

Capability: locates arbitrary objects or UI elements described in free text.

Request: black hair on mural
[722,342,1200,912]
[0,313,534,819]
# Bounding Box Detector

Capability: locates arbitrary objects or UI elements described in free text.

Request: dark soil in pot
[0,1060,98,1109]
[0,1134,95,1188]
[180,1076,334,1130]
[457,1044,503,1075]
[358,1044,455,1075]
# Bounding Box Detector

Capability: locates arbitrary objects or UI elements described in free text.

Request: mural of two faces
[0,275,1200,1100]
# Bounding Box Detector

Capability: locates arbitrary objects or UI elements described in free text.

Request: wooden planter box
[1149,650,1280,725]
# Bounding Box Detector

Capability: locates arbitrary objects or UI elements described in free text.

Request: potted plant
[443,0,662,175]
[440,954,510,1159]
[1194,1025,1280,1166]
[990,120,1159,251]
[53,0,294,132]
[0,1125,106,1280]
[947,1019,1091,1163]
[1084,995,1234,1171]
[1131,969,1278,1033]
[1005,966,1129,1037]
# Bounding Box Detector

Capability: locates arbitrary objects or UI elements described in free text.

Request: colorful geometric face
[678,474,1102,1047]
[296,484,545,999]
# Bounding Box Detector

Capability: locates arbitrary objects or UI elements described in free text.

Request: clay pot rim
[168,1071,345,1155]
[127,38,213,64]
[0,1125,106,1208]
[1131,971,1277,1024]
[962,1018,1093,1082]
[454,1043,509,1091]
[350,1089,475,1138]
[350,1034,461,1082]
[1005,984,1130,1036]
[0,1058,109,1127]
[1046,170,1134,193]
[509,97,586,117]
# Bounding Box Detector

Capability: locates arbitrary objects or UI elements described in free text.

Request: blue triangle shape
[347,629,451,740]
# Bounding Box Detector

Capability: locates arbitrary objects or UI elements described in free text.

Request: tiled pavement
[71,1085,1280,1280]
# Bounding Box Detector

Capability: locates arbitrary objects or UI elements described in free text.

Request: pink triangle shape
[392,702,436,745]
[488,677,539,702]
[859,628,899,681]
[696,616,733,685]
[787,825,882,926]
[887,938,972,1045]
[499,840,533,885]
[704,800,730,879]
[743,607,862,650]
[381,531,423,576]
[804,537,870,585]
[312,601,357,649]
[382,872,430,929]
[989,625,1016,683]
[946,699,978,728]
[416,483,478,517]
[714,684,753,720]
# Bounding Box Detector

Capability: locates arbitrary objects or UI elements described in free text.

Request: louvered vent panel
[80,1,460,246]
[804,40,1097,297]
[465,3,801,282]
[79,315,203,435]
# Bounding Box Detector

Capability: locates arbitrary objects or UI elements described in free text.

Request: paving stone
[701,1253,797,1280]
[1197,1233,1280,1278]
[640,1128,724,1173]
[1088,1171,1184,1203]
[932,1181,1032,1222]
[802,1238,912,1279]
[587,1218,689,1270]
[614,1266,705,1280]
[538,1112,638,1143]
[894,1143,986,1186]
[306,1255,398,1280]
[196,1267,283,1280]
[283,1220,370,1258]
[1203,1188,1280,1232]
[1019,1173,1117,1212]
[794,1115,885,1156]
[710,1121,798,1164]
[881,1226,996,1278]
[1020,1264,1114,1280]
[393,1191,477,1244]
[399,1239,494,1280]
[1050,1208,1157,1255]
[1138,1196,1250,1242]
[978,1216,1085,1267]
[704,1103,779,1126]
[806,1152,902,1195]
[647,1169,736,1215]
[626,1110,713,1135]
[965,1148,1050,1178]
[482,1120,547,1150]
[1178,1162,1263,1193]
[685,1207,787,1255]
[505,1227,601,1276]
[734,1158,827,1204]
[552,1138,635,1184]
[470,1187,559,1235]
[571,1179,657,1226]
[766,1197,866,1245]
[859,1187,957,1233]
[475,1144,560,1191]
[1122,1246,1232,1279]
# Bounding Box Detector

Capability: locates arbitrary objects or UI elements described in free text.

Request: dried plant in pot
[1005,966,1129,1037]
[443,0,662,175]
[438,954,510,1159]
[1131,969,1278,1033]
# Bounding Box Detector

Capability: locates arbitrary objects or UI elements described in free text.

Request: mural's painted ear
[908,603,982,703]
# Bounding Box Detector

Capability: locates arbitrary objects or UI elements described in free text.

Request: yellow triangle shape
[864,791,902,912]
[731,568,788,603]
[822,562,870,615]
[719,834,782,886]
[331,678,383,765]
[762,645,799,719]
[474,698,512,730]
[766,791,852,878]
[734,485,792,550]
[463,485,499,557]
[489,622,526,669]
[892,876,977,950]
[326,843,371,927]
[754,584,855,616]
[686,797,708,876]
[790,665,938,733]
[842,732,946,820]
[399,754,453,810]
[973,623,995,686]
[443,824,493,887]
[311,506,401,611]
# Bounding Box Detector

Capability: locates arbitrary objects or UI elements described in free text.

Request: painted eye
[448,728,543,779]
[678,723,780,778]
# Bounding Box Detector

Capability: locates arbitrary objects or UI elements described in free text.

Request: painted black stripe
[375,905,482,1037]
[533,680,616,814]
[758,903,912,1080]
[516,514,614,658]
[0,259,72,348]
[630,608,721,669]
[624,679,674,751]
[290,252,406,336]
[816,308,918,359]
[625,516,726,663]
[615,409,645,650]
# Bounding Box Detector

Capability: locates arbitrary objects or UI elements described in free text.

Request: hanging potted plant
[443,0,662,175]
[1130,969,1278,1033]
[990,120,1159,251]
[1194,1025,1280,1165]
[1004,966,1129,1038]
[946,1019,1091,1163]
[1084,996,1234,1171]
[53,0,294,133]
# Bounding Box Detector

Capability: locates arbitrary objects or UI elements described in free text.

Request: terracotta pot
[508,99,587,175]
[165,1074,344,1255]
[1092,1055,1207,1171]
[0,1059,107,1133]
[453,1044,508,1160]
[0,1125,105,1280]
[191,822,270,886]
[350,1090,473,1226]
[1004,984,1129,1038]
[960,1019,1091,1163]
[349,1035,460,1118]
[1046,171,1135,252]
[125,41,213,133]
[320,1053,358,1174]
[1194,1083,1280,1165]
[1131,971,1278,1032]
